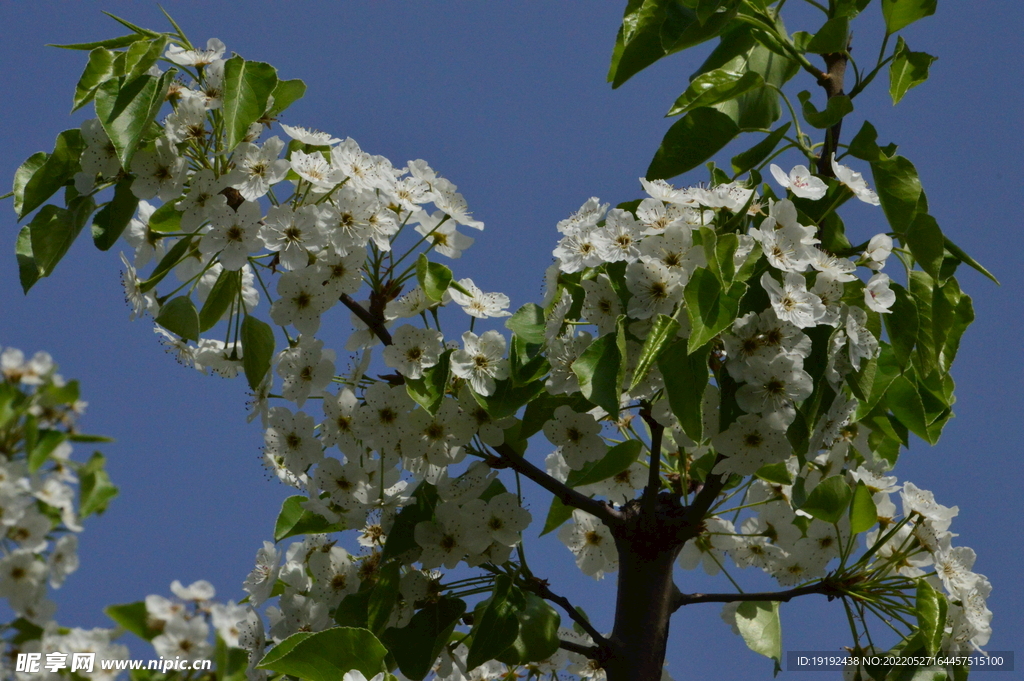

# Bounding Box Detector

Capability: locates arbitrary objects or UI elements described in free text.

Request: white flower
[170,579,216,601]
[543,406,606,470]
[264,407,323,476]
[450,330,509,396]
[228,136,290,200]
[625,259,682,319]
[124,200,164,268]
[309,546,359,606]
[736,353,813,427]
[276,336,336,407]
[164,95,208,144]
[200,199,264,270]
[557,196,607,235]
[131,136,187,201]
[279,123,341,146]
[165,38,226,67]
[770,164,827,200]
[831,154,880,205]
[290,149,342,190]
[864,272,896,313]
[447,278,511,318]
[316,248,365,298]
[558,510,618,580]
[47,535,79,588]
[581,274,622,336]
[383,325,443,379]
[761,271,826,328]
[593,208,642,263]
[413,211,475,258]
[270,268,333,335]
[177,168,228,231]
[863,233,893,271]
[693,182,754,211]
[152,615,212,662]
[243,541,281,607]
[712,414,791,476]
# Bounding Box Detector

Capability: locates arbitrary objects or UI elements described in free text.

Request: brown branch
[339,293,392,346]
[522,576,609,649]
[673,581,840,610]
[639,405,664,518]
[492,443,622,527]
[559,639,602,659]
[815,35,852,177]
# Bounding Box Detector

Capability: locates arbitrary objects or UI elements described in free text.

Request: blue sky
[1,2,1022,678]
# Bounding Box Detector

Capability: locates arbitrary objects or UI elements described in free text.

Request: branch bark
[673,580,842,610]
[815,36,852,177]
[522,577,609,649]
[339,293,392,346]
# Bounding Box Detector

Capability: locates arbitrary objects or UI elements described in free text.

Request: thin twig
[673,581,839,610]
[559,639,601,659]
[339,293,392,346]
[522,577,609,648]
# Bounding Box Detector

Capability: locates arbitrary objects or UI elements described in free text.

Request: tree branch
[673,581,841,611]
[640,405,664,518]
[339,293,392,346]
[815,35,852,177]
[491,443,622,527]
[559,639,602,659]
[522,576,609,649]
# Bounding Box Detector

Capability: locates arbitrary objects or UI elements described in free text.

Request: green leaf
[383,598,466,680]
[735,601,781,663]
[257,627,388,681]
[367,562,401,636]
[806,17,850,54]
[871,155,922,235]
[730,123,791,175]
[267,79,307,118]
[847,121,881,162]
[834,0,872,17]
[274,496,345,542]
[800,476,852,524]
[647,107,739,180]
[147,200,183,233]
[467,576,521,670]
[472,378,546,420]
[884,284,918,369]
[629,314,680,391]
[91,177,139,250]
[140,234,193,293]
[798,91,854,129]
[943,236,998,284]
[849,480,878,534]
[886,375,930,443]
[658,339,710,442]
[16,226,40,294]
[16,129,86,219]
[881,0,937,34]
[382,483,438,562]
[755,462,792,485]
[889,36,937,105]
[155,296,200,342]
[105,602,157,641]
[28,430,66,473]
[30,198,96,279]
[95,70,175,170]
[668,70,764,117]
[50,34,150,51]
[915,580,947,656]
[122,37,168,83]
[515,593,562,663]
[905,213,944,280]
[505,303,546,345]
[684,268,746,352]
[571,321,626,416]
[566,440,643,488]
[222,56,278,152]
[540,495,574,536]
[405,351,451,414]
[241,315,275,391]
[199,269,241,332]
[415,253,454,302]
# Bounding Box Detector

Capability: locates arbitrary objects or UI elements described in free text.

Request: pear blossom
[447,278,511,318]
[558,509,618,580]
[761,271,826,328]
[864,272,896,312]
[228,136,290,200]
[383,325,443,379]
[450,330,509,396]
[831,154,880,205]
[165,38,226,67]
[279,123,341,146]
[770,164,827,200]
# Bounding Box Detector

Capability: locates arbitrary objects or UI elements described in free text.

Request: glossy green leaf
[905,213,944,280]
[886,375,931,443]
[91,177,138,250]
[942,237,997,285]
[731,123,791,175]
[647,107,739,180]
[540,495,574,536]
[367,562,401,636]
[847,121,881,162]
[415,253,454,302]
[884,284,919,369]
[257,627,388,681]
[274,496,345,542]
[571,321,626,416]
[881,0,937,34]
[139,234,193,293]
[147,201,183,233]
[871,155,922,235]
[629,314,680,391]
[806,17,850,54]
[467,576,520,670]
[405,351,451,415]
[222,56,278,151]
[889,37,937,104]
[735,601,781,663]
[849,481,878,534]
[30,197,95,279]
[50,34,150,51]
[684,268,746,352]
[122,37,168,83]
[28,430,66,473]
[79,452,118,518]
[105,602,158,641]
[95,70,175,170]
[566,440,643,488]
[515,593,562,663]
[915,579,947,656]
[834,0,872,17]
[471,378,546,420]
[798,91,853,129]
[382,483,438,562]
[155,296,200,342]
[506,303,546,345]
[16,130,86,219]
[659,339,710,442]
[383,598,466,680]
[16,226,40,294]
[267,79,307,118]
[241,314,275,391]
[668,69,764,116]
[800,475,853,524]
[199,269,241,332]
[755,462,793,485]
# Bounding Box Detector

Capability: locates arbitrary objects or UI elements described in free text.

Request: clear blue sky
[2,2,1021,678]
